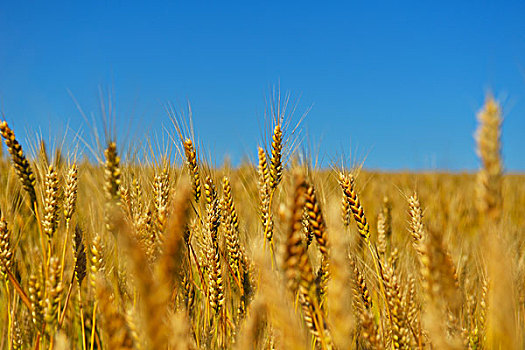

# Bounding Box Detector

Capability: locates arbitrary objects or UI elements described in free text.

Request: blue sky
[1,1,524,170]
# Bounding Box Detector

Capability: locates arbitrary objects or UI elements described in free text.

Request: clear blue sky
[1,1,524,170]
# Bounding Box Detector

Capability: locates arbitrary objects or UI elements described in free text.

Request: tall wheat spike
[104,142,121,234]
[284,173,333,349]
[339,172,370,241]
[269,124,283,191]
[304,182,329,256]
[73,225,87,287]
[0,214,13,280]
[222,176,241,278]
[63,164,78,227]
[44,256,63,335]
[204,177,224,315]
[153,167,170,235]
[89,234,105,289]
[42,165,60,240]
[377,211,387,258]
[103,142,121,203]
[0,121,37,206]
[408,192,424,253]
[258,147,273,242]
[183,139,201,202]
[475,95,503,222]
[29,273,44,331]
[382,253,410,349]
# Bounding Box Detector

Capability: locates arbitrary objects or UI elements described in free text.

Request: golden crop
[0,95,523,349]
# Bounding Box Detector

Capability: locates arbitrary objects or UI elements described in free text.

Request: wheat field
[0,95,524,350]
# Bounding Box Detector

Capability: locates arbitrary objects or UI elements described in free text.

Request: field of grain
[0,96,524,349]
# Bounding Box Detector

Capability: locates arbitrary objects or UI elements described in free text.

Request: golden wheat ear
[382,250,411,349]
[103,141,122,235]
[350,256,381,348]
[183,138,201,202]
[44,256,64,336]
[153,167,170,236]
[377,195,392,258]
[87,234,101,288]
[408,192,424,253]
[222,176,242,280]
[95,277,136,349]
[63,164,78,228]
[284,173,333,348]
[203,177,225,316]
[257,146,273,243]
[304,182,328,256]
[42,165,60,241]
[269,124,283,191]
[0,121,37,207]
[377,211,387,258]
[28,273,45,331]
[0,214,13,280]
[339,172,370,241]
[157,178,191,291]
[72,225,87,287]
[475,95,503,222]
[103,141,121,203]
